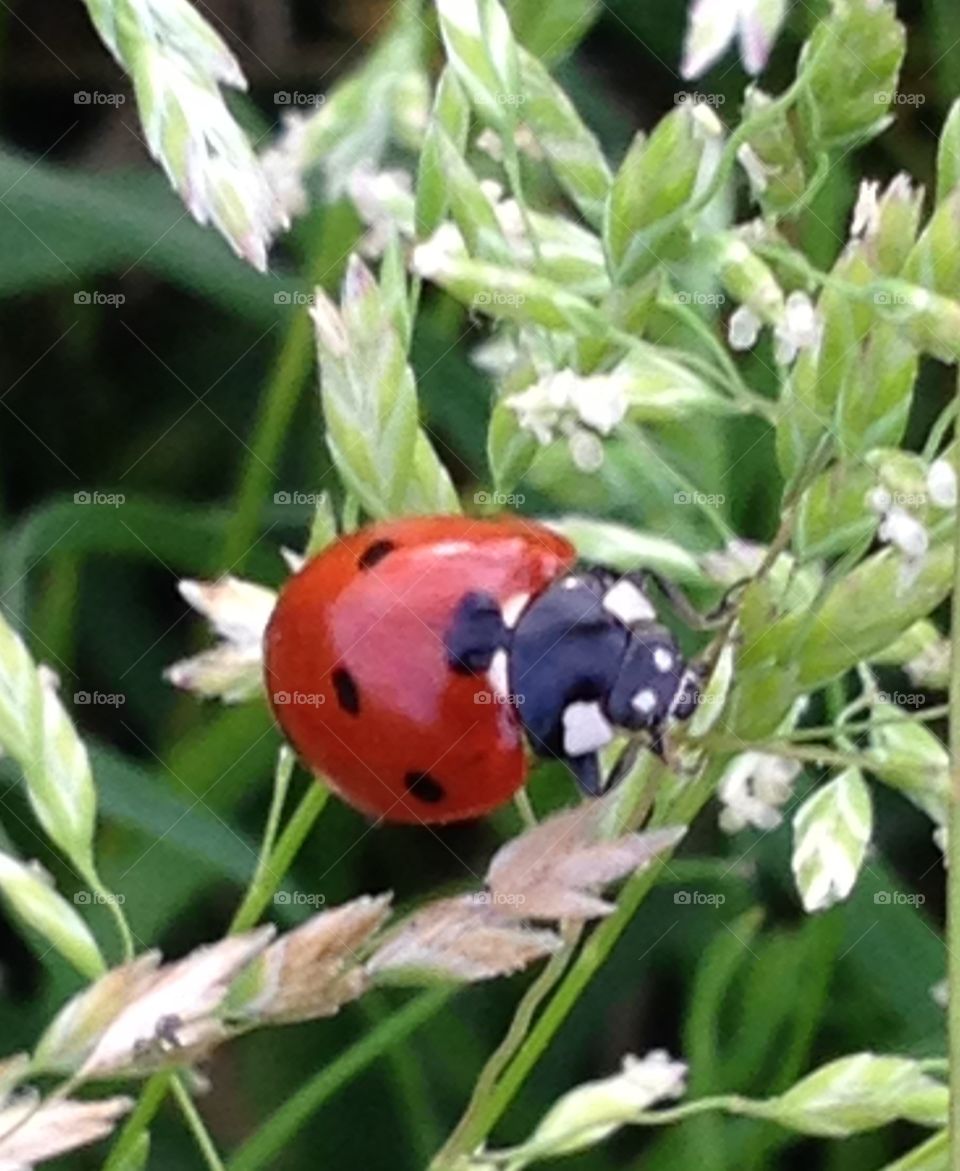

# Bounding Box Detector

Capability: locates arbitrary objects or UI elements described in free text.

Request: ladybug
[264,515,700,824]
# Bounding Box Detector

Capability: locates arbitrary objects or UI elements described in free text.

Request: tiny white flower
[347,167,414,257]
[164,576,277,703]
[529,1051,687,1157]
[718,751,801,834]
[773,291,821,365]
[866,486,893,515]
[927,459,958,509]
[851,179,882,239]
[737,142,769,195]
[567,427,606,473]
[506,370,629,470]
[682,0,787,79]
[877,506,929,561]
[728,305,762,351]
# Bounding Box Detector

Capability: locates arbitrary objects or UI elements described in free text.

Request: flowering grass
[0,1,958,1170]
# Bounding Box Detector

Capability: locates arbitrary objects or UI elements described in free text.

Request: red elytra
[264,515,576,823]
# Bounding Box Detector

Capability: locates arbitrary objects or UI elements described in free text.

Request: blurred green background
[0,1,954,1168]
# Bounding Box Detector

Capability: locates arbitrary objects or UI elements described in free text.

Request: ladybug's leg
[636,570,735,632]
[567,752,603,797]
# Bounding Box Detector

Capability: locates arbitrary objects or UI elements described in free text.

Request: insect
[264,515,701,824]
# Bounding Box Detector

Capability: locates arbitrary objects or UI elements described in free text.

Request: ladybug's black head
[445,568,699,797]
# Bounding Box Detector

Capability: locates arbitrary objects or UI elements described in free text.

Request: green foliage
[0,0,957,1169]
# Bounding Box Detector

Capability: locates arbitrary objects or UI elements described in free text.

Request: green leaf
[488,399,540,493]
[543,516,708,585]
[506,0,600,63]
[315,256,458,518]
[414,246,610,336]
[749,1053,946,1137]
[0,852,104,978]
[792,770,872,913]
[0,614,97,874]
[936,100,960,204]
[517,47,611,227]
[432,131,513,263]
[604,110,703,285]
[436,0,521,134]
[416,68,471,239]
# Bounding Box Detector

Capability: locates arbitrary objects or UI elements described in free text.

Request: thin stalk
[948,371,960,1164]
[173,1075,227,1171]
[102,1073,173,1171]
[228,748,295,933]
[228,988,455,1171]
[229,778,329,934]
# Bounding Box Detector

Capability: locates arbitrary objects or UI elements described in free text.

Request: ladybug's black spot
[332,668,360,715]
[404,771,446,804]
[357,540,396,571]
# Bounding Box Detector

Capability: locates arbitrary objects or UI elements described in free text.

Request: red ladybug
[264,515,698,824]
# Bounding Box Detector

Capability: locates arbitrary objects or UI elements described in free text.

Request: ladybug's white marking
[631,688,658,715]
[653,647,674,672]
[561,576,580,590]
[501,592,530,630]
[562,700,614,757]
[431,540,475,558]
[602,580,656,625]
[488,648,510,699]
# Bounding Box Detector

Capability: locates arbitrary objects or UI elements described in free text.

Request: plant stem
[948,370,960,1166]
[229,777,329,934]
[433,759,724,1165]
[102,1072,172,1171]
[228,988,455,1171]
[173,1075,227,1171]
[431,929,581,1169]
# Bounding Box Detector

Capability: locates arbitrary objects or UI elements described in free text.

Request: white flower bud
[927,459,957,509]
